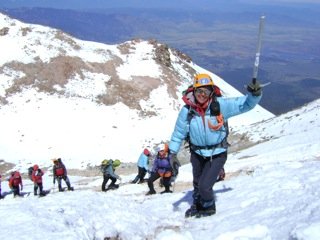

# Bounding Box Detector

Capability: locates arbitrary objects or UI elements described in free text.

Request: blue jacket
[137,152,149,170]
[101,164,120,179]
[169,93,262,157]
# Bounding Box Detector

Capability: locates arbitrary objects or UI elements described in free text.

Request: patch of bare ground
[226,168,255,179]
[0,160,16,178]
[67,162,138,177]
[227,132,257,153]
[2,55,121,99]
[0,27,9,36]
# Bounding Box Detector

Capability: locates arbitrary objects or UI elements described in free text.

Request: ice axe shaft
[252,15,265,84]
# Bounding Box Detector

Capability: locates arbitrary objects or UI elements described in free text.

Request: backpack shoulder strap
[210,95,221,116]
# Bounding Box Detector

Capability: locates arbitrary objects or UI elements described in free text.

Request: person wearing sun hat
[169,73,262,218]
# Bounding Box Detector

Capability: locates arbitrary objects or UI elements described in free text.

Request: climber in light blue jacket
[169,73,262,218]
[131,148,151,184]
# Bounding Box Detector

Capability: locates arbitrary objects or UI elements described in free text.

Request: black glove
[247,79,262,96]
[170,154,181,177]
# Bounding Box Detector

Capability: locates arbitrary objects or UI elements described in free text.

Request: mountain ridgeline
[1,4,320,114]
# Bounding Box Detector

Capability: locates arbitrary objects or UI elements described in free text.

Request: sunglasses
[195,88,212,97]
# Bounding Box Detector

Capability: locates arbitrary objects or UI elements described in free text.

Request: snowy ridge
[0,13,119,65]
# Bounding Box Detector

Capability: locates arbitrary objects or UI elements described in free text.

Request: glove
[53,178,56,184]
[247,80,262,96]
[170,153,181,177]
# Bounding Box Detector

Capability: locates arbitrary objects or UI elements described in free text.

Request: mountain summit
[0,13,273,168]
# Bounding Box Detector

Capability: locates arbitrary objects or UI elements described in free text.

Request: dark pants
[34,183,43,195]
[12,186,20,197]
[191,151,227,207]
[148,172,171,193]
[102,175,117,191]
[56,175,72,191]
[132,167,147,183]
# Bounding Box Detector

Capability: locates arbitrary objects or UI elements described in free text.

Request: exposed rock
[154,42,171,67]
[0,27,9,36]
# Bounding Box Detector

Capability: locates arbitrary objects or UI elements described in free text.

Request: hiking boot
[196,204,216,218]
[185,204,199,218]
[131,177,139,184]
[39,192,46,197]
[146,190,156,195]
[160,189,173,194]
[108,184,119,190]
[68,187,74,191]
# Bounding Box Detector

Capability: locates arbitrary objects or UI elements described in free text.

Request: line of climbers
[99,143,179,194]
[98,142,225,196]
[0,158,73,199]
[1,146,225,199]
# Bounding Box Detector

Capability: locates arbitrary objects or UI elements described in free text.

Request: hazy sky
[1,0,319,9]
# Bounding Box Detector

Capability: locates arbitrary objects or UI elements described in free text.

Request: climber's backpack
[12,171,21,186]
[28,167,33,181]
[101,159,112,166]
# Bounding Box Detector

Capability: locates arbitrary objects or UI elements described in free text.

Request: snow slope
[0,99,319,240]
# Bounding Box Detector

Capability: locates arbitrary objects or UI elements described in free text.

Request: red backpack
[55,165,65,176]
[12,171,21,186]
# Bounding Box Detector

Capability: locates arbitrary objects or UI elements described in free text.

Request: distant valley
[1,3,319,114]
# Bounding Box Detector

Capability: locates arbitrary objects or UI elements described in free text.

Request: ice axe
[248,15,271,89]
